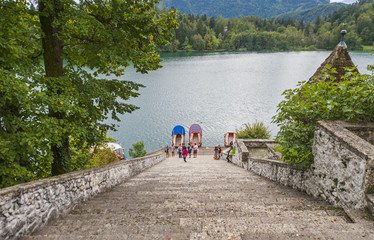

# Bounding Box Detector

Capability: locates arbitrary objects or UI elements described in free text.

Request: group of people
[165,141,234,163]
[213,145,223,160]
[213,142,233,162]
[165,143,199,162]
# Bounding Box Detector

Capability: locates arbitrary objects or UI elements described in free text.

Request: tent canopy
[172,125,186,136]
[227,126,236,133]
[189,123,202,136]
[105,142,125,155]
[105,142,124,151]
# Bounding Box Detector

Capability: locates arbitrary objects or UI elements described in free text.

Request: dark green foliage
[325,0,374,46]
[0,0,177,188]
[128,141,147,159]
[272,65,374,167]
[159,0,372,52]
[275,3,346,23]
[236,122,271,139]
[160,0,329,19]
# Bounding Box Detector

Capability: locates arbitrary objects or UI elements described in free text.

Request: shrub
[272,66,374,167]
[89,148,118,168]
[128,141,147,158]
[236,121,271,139]
[70,135,118,171]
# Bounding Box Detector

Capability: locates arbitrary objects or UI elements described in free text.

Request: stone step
[24,221,374,240]
[23,155,374,239]
[40,213,348,228]
[69,202,342,221]
[75,197,326,205]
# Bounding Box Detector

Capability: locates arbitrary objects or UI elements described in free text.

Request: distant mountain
[159,0,330,18]
[330,0,357,3]
[276,3,346,22]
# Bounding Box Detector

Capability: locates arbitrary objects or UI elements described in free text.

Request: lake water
[106,51,373,156]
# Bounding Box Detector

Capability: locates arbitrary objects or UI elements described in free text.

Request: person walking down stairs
[193,143,198,158]
[182,146,188,162]
[226,142,233,163]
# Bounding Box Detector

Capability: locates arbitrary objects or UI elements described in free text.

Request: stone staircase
[367,194,374,218]
[22,154,374,239]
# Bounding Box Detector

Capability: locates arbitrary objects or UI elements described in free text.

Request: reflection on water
[106,51,373,156]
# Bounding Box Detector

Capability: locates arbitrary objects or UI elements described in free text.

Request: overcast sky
[330,0,358,3]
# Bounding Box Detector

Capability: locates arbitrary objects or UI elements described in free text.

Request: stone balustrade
[231,121,374,210]
[0,150,165,240]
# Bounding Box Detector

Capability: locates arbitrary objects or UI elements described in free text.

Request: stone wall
[0,150,165,240]
[232,121,374,210]
[312,121,374,208]
[345,124,374,146]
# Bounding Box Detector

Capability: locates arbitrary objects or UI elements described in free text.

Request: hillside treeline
[160,0,329,19]
[159,0,374,52]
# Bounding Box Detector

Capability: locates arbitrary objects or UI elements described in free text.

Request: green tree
[192,34,205,50]
[167,39,180,52]
[0,0,49,187]
[168,0,374,52]
[128,141,147,158]
[0,0,177,187]
[182,36,192,51]
[214,16,227,36]
[209,16,216,29]
[272,65,374,167]
[196,19,207,37]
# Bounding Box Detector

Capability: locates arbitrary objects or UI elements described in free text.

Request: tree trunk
[39,0,71,175]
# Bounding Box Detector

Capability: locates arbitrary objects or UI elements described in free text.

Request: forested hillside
[159,0,373,52]
[275,3,345,23]
[159,0,329,19]
[326,0,374,46]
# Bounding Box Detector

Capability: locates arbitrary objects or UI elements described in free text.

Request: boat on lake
[172,125,186,147]
[189,123,202,147]
[224,126,236,147]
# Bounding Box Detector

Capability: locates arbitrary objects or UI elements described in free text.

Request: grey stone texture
[312,121,374,208]
[3,120,374,239]
[367,194,374,217]
[232,121,374,210]
[21,152,374,239]
[0,151,165,240]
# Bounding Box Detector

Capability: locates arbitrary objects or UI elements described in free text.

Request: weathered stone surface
[367,194,374,217]
[308,44,358,84]
[0,151,165,240]
[22,154,374,239]
[233,121,374,211]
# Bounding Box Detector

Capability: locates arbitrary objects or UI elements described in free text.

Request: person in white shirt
[193,144,198,158]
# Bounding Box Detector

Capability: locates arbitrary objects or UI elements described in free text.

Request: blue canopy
[172,125,186,136]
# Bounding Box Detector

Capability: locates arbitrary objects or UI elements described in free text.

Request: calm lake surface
[107,51,373,156]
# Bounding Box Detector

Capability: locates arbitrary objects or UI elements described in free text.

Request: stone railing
[0,150,165,240]
[312,121,374,208]
[232,121,374,210]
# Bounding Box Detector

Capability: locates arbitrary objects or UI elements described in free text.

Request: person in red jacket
[182,146,188,162]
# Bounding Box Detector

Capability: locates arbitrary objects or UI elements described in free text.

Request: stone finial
[337,23,347,48]
[308,23,358,84]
